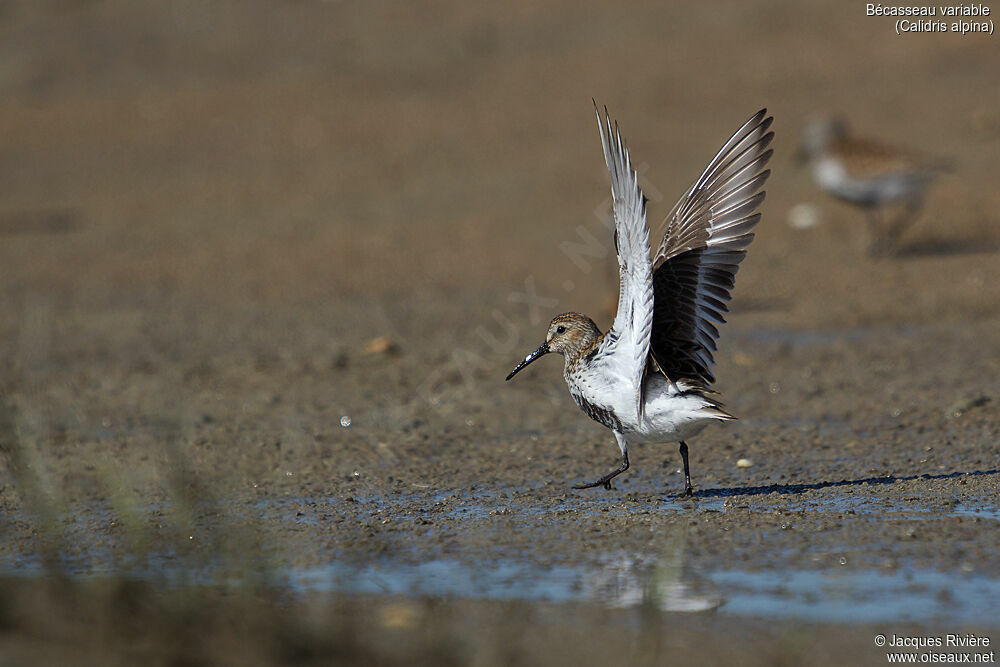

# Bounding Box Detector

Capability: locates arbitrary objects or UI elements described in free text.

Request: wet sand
[1,1,1000,664]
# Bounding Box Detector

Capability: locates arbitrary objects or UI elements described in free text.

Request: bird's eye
[556,325,566,334]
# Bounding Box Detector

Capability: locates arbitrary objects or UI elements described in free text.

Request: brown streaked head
[797,116,847,164]
[505,313,602,381]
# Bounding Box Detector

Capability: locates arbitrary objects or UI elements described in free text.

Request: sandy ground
[1,1,1000,664]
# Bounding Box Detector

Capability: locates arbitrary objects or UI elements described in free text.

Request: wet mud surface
[2,1,1000,664]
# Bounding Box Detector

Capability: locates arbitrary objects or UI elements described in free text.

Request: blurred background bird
[798,116,950,256]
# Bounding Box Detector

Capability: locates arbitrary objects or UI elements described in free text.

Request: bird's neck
[563,327,606,376]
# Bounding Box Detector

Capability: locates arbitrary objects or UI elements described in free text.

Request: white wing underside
[592,105,773,422]
[593,105,654,425]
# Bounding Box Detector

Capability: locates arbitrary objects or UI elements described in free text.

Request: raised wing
[594,103,654,422]
[649,109,773,386]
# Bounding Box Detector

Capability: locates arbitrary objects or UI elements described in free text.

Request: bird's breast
[565,365,632,433]
[569,391,625,432]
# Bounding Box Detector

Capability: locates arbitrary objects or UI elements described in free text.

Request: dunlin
[506,104,773,496]
[799,117,947,255]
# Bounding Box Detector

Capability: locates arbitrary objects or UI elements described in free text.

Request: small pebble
[380,603,419,629]
[340,415,352,428]
[945,395,990,419]
[363,335,398,355]
[736,458,753,468]
[787,202,821,229]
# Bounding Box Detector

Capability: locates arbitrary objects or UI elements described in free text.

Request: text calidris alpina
[799,116,947,255]
[506,104,773,496]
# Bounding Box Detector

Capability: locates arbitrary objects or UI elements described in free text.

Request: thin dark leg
[885,200,922,252]
[679,441,693,496]
[865,209,889,257]
[573,451,629,490]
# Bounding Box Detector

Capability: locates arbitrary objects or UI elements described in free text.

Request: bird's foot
[574,450,629,491]
[573,470,623,490]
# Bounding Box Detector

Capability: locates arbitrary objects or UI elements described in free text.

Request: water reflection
[285,556,1000,626]
[580,555,721,612]
[290,551,720,613]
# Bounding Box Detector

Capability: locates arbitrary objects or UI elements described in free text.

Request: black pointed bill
[505,342,550,381]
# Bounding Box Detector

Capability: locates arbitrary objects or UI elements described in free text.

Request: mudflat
[1,2,999,664]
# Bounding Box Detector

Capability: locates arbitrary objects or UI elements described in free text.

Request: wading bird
[506,103,772,496]
[799,116,947,255]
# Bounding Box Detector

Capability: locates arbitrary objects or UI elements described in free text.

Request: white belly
[629,378,723,443]
[567,367,726,443]
[814,158,923,207]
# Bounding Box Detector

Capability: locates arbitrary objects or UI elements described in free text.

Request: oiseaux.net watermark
[876,632,994,663]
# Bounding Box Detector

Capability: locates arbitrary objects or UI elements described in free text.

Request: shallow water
[282,542,999,624]
[6,490,1000,628]
[950,504,1000,521]
[9,546,996,626]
